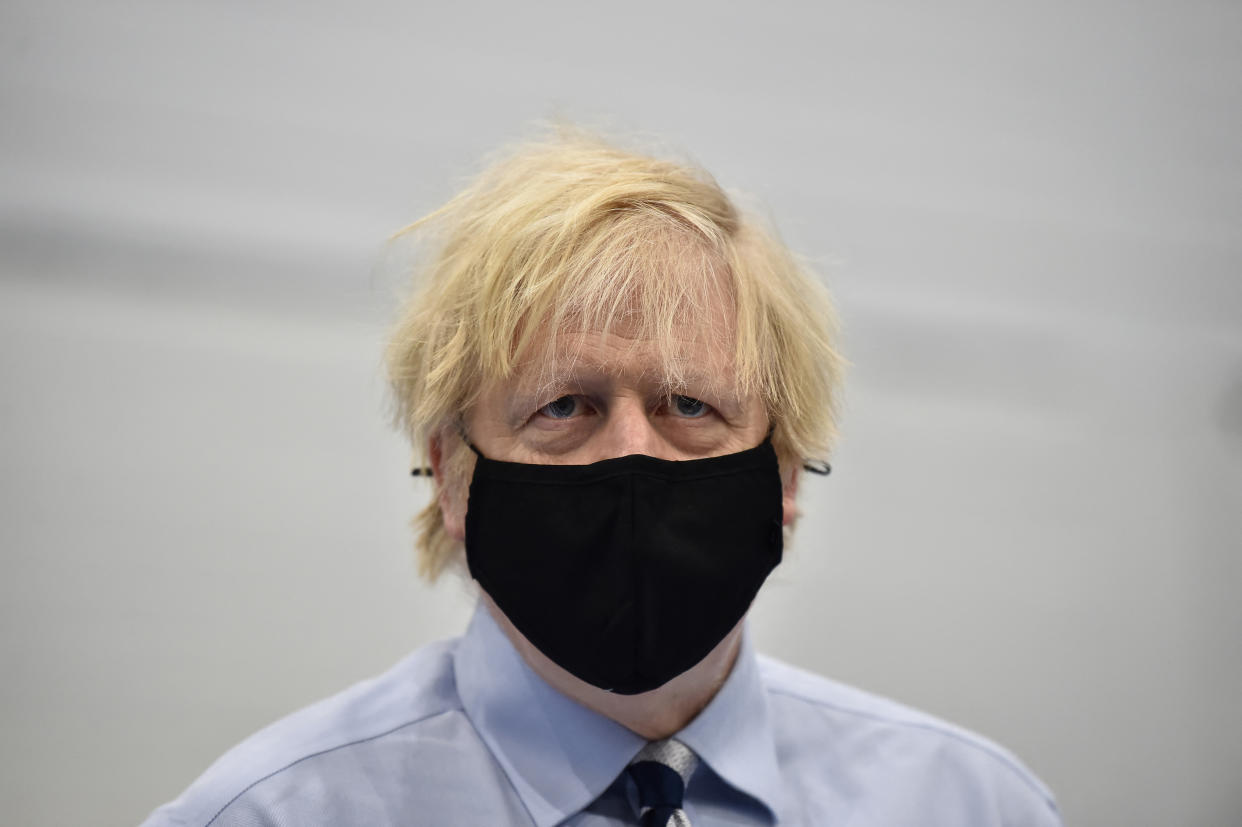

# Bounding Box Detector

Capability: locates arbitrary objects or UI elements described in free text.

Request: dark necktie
[625,738,699,827]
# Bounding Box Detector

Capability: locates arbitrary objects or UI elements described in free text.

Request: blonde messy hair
[387,129,844,580]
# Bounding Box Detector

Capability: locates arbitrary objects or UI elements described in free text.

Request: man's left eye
[672,395,709,418]
[539,395,580,419]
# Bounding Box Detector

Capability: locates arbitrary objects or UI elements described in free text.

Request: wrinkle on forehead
[514,299,742,404]
[512,219,730,335]
[532,250,737,380]
[464,216,752,424]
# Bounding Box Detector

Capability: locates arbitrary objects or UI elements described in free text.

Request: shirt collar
[454,603,645,827]
[678,624,785,822]
[453,602,784,826]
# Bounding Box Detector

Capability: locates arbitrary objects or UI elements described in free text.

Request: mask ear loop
[409,425,482,477]
[769,424,831,476]
[457,425,483,458]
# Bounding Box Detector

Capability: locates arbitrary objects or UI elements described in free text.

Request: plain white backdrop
[2,2,1240,825]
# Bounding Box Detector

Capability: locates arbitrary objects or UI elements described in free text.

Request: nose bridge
[608,395,662,457]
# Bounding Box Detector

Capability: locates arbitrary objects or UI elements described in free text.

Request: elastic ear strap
[457,426,483,458]
[768,423,829,475]
[411,425,482,476]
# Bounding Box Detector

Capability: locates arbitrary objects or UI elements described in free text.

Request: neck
[481,594,744,740]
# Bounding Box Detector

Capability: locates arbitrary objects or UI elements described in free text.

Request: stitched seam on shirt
[202,707,461,827]
[766,685,1061,817]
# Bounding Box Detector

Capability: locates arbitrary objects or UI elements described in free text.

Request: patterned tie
[625,738,699,827]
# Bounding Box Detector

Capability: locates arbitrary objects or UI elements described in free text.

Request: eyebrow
[502,362,747,423]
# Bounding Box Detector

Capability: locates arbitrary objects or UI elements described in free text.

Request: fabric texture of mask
[464,438,784,695]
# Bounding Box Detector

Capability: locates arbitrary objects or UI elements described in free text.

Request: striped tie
[626,738,699,827]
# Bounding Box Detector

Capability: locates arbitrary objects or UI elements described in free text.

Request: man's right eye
[539,395,580,419]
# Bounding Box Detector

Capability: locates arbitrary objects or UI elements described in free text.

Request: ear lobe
[781,465,800,527]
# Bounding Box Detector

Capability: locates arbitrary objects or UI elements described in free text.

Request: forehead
[530,325,732,391]
[499,285,740,397]
[465,217,747,411]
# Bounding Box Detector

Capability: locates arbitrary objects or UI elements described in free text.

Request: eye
[538,395,580,420]
[671,395,709,418]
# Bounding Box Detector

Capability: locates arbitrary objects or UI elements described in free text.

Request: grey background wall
[3,2,1240,825]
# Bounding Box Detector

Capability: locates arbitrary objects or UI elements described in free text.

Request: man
[143,132,1061,825]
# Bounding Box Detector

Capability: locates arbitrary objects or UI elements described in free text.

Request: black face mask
[463,437,784,695]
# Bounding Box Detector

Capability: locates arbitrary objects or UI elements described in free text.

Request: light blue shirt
[143,605,1061,826]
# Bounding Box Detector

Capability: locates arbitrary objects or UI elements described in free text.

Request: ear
[429,432,467,543]
[781,464,800,527]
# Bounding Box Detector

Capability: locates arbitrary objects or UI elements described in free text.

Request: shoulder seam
[202,707,459,827]
[766,683,1060,816]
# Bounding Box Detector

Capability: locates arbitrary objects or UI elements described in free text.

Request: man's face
[431,300,799,710]
[435,307,798,539]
